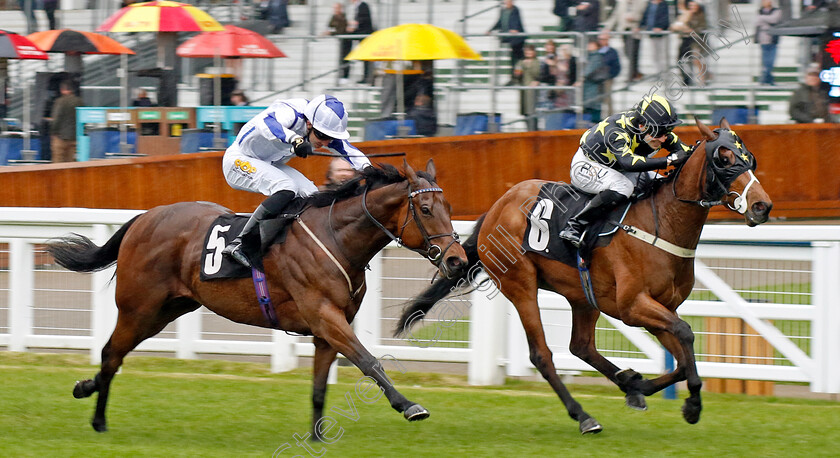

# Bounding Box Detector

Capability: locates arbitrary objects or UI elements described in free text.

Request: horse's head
[694,117,773,226]
[400,159,468,279]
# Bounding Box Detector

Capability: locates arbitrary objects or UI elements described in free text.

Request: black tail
[46,215,142,273]
[394,214,487,337]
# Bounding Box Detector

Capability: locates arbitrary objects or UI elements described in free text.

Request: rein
[671,140,758,214]
[362,183,460,266]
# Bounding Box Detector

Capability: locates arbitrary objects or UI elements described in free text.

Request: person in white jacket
[602,0,649,82]
[221,94,371,267]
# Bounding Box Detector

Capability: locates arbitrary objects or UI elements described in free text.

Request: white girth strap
[621,225,696,258]
[297,218,365,298]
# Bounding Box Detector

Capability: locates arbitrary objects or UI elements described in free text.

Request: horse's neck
[648,148,710,249]
[331,181,409,267]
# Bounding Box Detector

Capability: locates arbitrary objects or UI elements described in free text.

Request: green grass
[1,352,838,457]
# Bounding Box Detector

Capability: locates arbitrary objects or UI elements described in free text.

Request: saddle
[200,199,307,280]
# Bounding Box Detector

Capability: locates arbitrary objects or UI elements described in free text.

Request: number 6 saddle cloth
[522,182,630,267]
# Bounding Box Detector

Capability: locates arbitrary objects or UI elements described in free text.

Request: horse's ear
[694,116,716,140]
[403,159,419,186]
[425,158,436,181]
[719,117,731,131]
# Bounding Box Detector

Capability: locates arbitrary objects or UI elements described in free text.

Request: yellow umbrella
[345,23,481,61]
[346,24,481,135]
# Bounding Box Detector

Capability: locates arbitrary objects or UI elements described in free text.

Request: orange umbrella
[96,1,224,33]
[176,25,286,59]
[27,29,135,55]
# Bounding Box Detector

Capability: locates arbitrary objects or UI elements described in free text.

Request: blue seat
[454,113,501,136]
[364,119,417,141]
[180,128,229,153]
[544,112,592,130]
[711,107,758,125]
[89,127,136,159]
[0,134,41,165]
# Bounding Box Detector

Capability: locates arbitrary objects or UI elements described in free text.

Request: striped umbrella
[27,29,135,55]
[96,1,224,33]
[0,30,48,60]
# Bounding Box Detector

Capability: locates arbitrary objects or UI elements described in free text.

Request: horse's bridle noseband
[362,184,460,266]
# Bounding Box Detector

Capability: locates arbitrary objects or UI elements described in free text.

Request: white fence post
[811,241,840,394]
[90,225,118,364]
[506,301,532,377]
[356,252,382,350]
[468,282,507,385]
[176,310,202,360]
[9,239,33,352]
[271,330,298,373]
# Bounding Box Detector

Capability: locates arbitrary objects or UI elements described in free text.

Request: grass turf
[1,352,838,457]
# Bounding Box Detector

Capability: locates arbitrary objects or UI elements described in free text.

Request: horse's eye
[421,206,432,216]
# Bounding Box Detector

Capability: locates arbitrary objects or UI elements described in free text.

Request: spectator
[348,0,375,84]
[320,158,357,191]
[539,40,559,109]
[597,32,621,115]
[488,0,526,84]
[671,0,707,85]
[325,2,352,84]
[581,39,608,121]
[17,0,37,34]
[575,0,601,33]
[640,0,671,75]
[513,43,542,131]
[231,89,250,106]
[50,80,83,163]
[43,0,58,30]
[553,0,574,31]
[802,0,828,15]
[602,0,648,82]
[756,0,782,86]
[788,64,831,123]
[268,0,290,34]
[551,44,577,110]
[132,89,155,107]
[407,93,437,137]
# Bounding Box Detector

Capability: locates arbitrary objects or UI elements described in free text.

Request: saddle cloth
[199,211,299,281]
[522,182,629,268]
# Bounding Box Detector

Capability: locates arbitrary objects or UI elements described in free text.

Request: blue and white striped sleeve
[326,139,371,171]
[255,105,302,145]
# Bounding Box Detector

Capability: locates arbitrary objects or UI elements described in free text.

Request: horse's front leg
[623,295,703,424]
[306,299,427,421]
[568,306,649,410]
[311,337,339,440]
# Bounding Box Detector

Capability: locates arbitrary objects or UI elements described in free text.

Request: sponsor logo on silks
[234,159,257,174]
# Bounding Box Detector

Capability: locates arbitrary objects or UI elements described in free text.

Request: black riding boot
[222,190,296,268]
[559,190,628,247]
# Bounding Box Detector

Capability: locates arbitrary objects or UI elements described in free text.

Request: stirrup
[222,240,251,268]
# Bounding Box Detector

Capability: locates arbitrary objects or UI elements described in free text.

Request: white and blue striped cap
[304,94,350,140]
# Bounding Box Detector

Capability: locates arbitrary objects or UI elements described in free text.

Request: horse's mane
[302,163,436,209]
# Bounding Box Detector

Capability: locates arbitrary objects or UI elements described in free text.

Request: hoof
[73,379,96,399]
[579,417,603,434]
[682,397,702,424]
[91,418,108,433]
[625,392,647,411]
[403,404,430,422]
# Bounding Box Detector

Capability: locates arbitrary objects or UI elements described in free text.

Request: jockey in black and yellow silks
[559,94,694,247]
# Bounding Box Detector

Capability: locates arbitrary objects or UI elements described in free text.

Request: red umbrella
[0,30,48,59]
[176,25,286,58]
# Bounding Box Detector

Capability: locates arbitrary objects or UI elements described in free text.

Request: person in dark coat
[348,0,375,84]
[553,0,574,31]
[574,0,601,32]
[488,0,527,83]
[640,0,671,75]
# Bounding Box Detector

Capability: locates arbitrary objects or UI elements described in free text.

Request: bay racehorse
[47,160,467,434]
[396,118,772,434]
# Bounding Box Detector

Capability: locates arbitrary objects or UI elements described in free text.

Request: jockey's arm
[606,128,671,172]
[662,131,694,156]
[323,139,372,171]
[255,105,305,147]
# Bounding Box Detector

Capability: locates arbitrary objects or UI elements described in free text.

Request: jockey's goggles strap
[620,224,696,258]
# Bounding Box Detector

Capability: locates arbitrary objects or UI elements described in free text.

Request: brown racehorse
[397,118,773,434]
[47,160,467,434]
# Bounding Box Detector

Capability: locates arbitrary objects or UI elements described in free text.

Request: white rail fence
[1,208,838,394]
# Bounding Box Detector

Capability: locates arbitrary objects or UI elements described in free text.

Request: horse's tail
[394,213,487,337]
[46,215,142,273]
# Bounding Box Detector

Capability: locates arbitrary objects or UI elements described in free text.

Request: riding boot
[559,190,628,247]
[222,190,296,268]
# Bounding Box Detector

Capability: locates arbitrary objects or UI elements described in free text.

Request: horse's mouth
[745,212,768,227]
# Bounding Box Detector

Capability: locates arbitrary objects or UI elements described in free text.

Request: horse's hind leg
[504,281,602,434]
[310,337,338,441]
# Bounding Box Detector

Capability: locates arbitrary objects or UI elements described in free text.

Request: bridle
[672,138,758,214]
[362,182,460,266]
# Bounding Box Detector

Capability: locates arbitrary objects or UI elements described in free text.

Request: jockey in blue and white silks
[221,94,371,267]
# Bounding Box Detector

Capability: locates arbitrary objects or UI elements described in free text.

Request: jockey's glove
[292,137,312,158]
[667,151,688,167]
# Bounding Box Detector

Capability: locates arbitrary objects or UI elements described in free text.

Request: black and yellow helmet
[632,94,681,137]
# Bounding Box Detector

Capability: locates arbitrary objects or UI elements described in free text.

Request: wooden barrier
[0,124,838,220]
[704,318,775,395]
